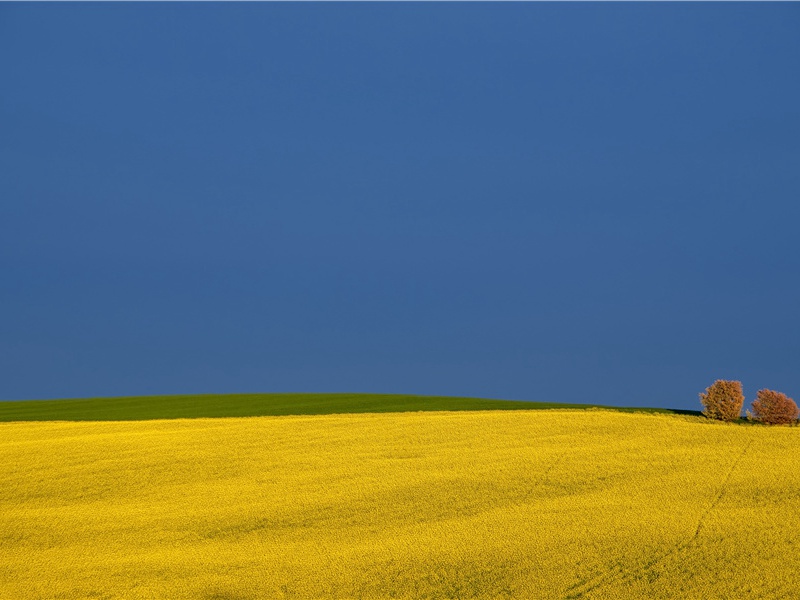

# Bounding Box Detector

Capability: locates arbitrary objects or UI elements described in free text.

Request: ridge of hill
[0,392,698,422]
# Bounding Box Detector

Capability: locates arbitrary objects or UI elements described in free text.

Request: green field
[0,392,696,421]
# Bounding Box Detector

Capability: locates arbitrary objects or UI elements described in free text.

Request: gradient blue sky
[2,4,798,409]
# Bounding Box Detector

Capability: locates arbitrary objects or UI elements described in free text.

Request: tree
[748,389,799,425]
[699,380,744,422]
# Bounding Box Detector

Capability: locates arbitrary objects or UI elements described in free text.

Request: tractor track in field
[563,438,753,599]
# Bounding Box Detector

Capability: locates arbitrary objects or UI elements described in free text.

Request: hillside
[1,409,797,599]
[0,392,696,421]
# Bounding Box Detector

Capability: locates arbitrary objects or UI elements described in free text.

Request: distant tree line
[700,380,799,425]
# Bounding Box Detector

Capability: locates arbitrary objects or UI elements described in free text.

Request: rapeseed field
[1,410,798,599]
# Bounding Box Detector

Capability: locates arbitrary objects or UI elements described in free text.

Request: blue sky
[2,4,798,409]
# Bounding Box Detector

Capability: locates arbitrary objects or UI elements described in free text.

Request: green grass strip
[0,393,698,422]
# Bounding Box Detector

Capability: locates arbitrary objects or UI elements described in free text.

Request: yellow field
[1,410,799,599]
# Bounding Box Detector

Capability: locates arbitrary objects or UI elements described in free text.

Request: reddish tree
[748,389,799,425]
[699,380,744,422]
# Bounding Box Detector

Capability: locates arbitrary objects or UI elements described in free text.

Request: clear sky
[2,4,798,410]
